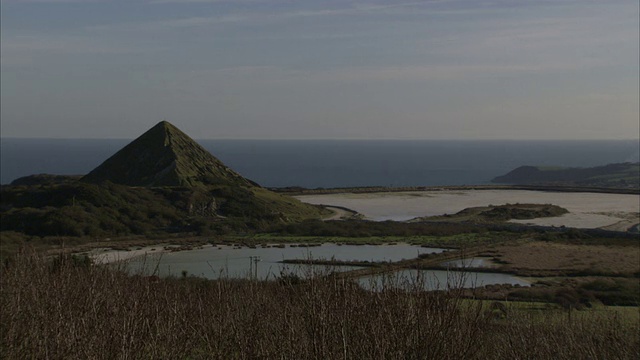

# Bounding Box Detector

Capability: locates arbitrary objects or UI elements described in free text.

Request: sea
[1,139,638,187]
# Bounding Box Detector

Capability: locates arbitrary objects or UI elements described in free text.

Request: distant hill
[82,121,256,187]
[492,163,639,189]
[11,174,82,186]
[1,121,327,239]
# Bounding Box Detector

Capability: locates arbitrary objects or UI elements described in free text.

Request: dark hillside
[0,182,192,236]
[10,174,82,186]
[492,162,639,189]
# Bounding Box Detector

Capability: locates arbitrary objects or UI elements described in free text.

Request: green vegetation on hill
[412,203,569,223]
[0,121,327,244]
[2,182,188,237]
[0,181,326,238]
[492,162,639,189]
[10,174,82,186]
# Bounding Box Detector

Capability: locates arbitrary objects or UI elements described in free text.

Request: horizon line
[2,137,639,142]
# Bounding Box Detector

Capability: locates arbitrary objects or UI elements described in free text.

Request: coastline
[273,184,639,196]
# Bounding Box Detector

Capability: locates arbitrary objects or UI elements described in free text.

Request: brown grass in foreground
[1,250,638,359]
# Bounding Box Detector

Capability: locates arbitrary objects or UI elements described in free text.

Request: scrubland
[1,249,638,359]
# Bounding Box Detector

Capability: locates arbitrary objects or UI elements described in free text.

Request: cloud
[1,0,103,3]
[184,59,609,88]
[316,63,590,82]
[0,34,164,65]
[85,1,430,32]
[148,0,265,3]
[148,0,262,3]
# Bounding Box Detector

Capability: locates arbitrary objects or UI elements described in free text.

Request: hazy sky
[1,0,638,139]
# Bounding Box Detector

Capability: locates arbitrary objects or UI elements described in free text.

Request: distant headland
[492,162,639,190]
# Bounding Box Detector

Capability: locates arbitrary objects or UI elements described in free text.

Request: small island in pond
[411,203,569,223]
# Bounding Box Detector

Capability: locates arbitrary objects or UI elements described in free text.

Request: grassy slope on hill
[0,181,327,239]
[1,182,188,237]
[411,203,569,223]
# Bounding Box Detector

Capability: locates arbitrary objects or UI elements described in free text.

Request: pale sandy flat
[89,246,166,264]
[295,190,640,229]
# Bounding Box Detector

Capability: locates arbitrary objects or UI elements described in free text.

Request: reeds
[1,249,638,359]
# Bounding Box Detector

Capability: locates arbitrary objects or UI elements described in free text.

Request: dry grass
[492,241,640,275]
[1,249,638,359]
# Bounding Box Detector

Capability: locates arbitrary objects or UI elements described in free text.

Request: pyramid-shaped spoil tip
[81,121,257,187]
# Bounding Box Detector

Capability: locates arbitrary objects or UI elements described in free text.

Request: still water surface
[127,243,442,280]
[124,244,528,289]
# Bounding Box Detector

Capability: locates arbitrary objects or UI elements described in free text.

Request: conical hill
[82,121,256,187]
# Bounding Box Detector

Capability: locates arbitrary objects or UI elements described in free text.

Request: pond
[124,243,445,280]
[359,269,529,291]
[104,244,529,288]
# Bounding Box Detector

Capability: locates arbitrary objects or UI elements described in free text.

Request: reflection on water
[126,243,444,280]
[359,269,529,291]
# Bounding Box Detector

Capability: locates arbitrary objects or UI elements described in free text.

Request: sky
[1,0,638,140]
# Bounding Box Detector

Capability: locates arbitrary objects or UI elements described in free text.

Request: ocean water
[1,138,638,187]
